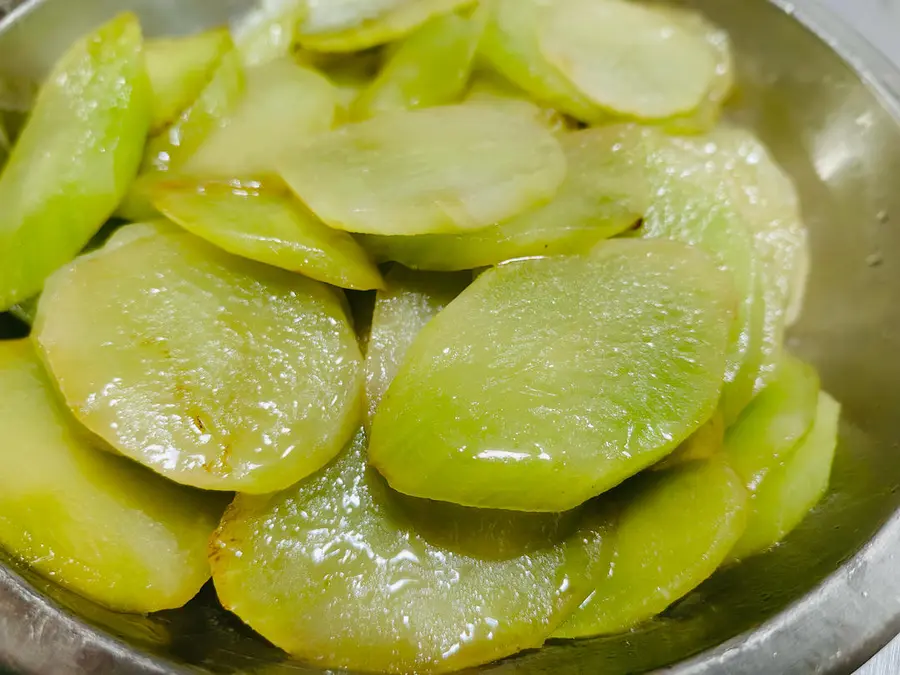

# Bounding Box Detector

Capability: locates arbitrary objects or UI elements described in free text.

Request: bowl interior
[2,0,900,673]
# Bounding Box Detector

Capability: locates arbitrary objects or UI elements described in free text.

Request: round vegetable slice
[211,429,595,674]
[278,104,567,236]
[359,126,645,270]
[152,180,383,290]
[730,391,840,560]
[365,266,470,423]
[0,340,224,613]
[553,459,747,638]
[33,230,363,494]
[369,239,736,512]
[538,0,718,119]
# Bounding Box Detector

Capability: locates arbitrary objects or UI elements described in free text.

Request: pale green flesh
[231,0,308,67]
[0,13,150,311]
[145,29,233,132]
[211,429,597,674]
[152,181,383,290]
[724,354,820,493]
[0,340,224,613]
[365,266,470,423]
[652,411,724,471]
[34,230,363,493]
[297,0,476,52]
[352,11,482,119]
[538,0,718,120]
[730,391,840,560]
[182,58,337,179]
[369,240,735,512]
[359,126,645,270]
[554,459,747,638]
[278,104,566,235]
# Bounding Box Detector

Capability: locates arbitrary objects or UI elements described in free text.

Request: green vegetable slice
[182,58,337,179]
[730,391,840,560]
[652,411,724,471]
[279,104,566,235]
[553,459,747,638]
[538,0,718,119]
[352,12,482,119]
[211,429,596,674]
[479,0,604,122]
[297,0,476,52]
[464,70,576,134]
[34,230,363,493]
[145,28,233,132]
[365,266,470,422]
[0,13,150,312]
[369,239,735,512]
[0,340,223,613]
[231,0,308,67]
[152,180,383,290]
[359,126,645,269]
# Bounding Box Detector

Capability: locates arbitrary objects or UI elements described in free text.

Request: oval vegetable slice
[730,391,840,560]
[0,13,150,312]
[211,430,594,674]
[0,340,223,613]
[279,104,567,235]
[182,58,337,179]
[359,126,645,270]
[297,0,476,52]
[34,230,363,494]
[365,266,470,422]
[553,459,747,638]
[152,180,383,290]
[369,239,735,512]
[539,0,718,119]
[352,12,481,119]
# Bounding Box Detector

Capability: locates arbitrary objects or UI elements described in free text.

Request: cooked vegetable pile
[0,0,839,672]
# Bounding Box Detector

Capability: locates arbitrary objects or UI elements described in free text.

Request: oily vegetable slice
[369,239,736,512]
[0,13,150,312]
[730,391,840,560]
[360,125,645,270]
[231,0,309,67]
[0,340,223,613]
[538,0,718,120]
[34,230,363,494]
[652,411,724,471]
[553,459,747,638]
[152,180,383,290]
[365,266,470,423]
[279,104,567,236]
[182,58,337,179]
[211,430,596,674]
[351,11,482,119]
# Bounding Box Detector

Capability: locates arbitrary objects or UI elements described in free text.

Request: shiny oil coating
[369,239,735,512]
[33,230,363,494]
[278,104,567,236]
[0,340,222,613]
[211,430,593,674]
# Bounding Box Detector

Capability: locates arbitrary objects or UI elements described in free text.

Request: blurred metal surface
[3,0,900,674]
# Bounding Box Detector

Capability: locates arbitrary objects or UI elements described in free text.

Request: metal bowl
[1,0,900,673]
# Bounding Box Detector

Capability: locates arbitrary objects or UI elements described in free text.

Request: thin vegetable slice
[352,12,482,119]
[553,459,747,638]
[211,430,595,674]
[0,340,223,613]
[34,230,363,494]
[279,104,567,235]
[730,391,840,560]
[152,180,383,290]
[539,0,718,119]
[365,266,470,422]
[369,239,735,512]
[182,58,337,179]
[464,70,573,133]
[297,0,476,53]
[652,411,724,471]
[145,29,233,132]
[0,13,150,312]
[359,126,645,270]
[479,0,604,122]
[231,0,308,67]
